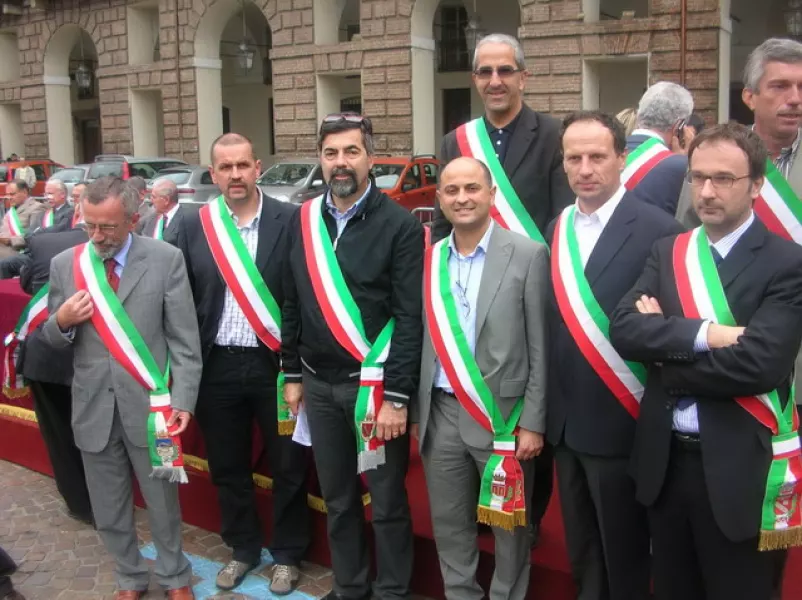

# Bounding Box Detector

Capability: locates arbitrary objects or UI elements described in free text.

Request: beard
[328,168,358,198]
[92,239,123,260]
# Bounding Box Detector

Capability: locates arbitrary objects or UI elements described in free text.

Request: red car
[0,159,64,203]
[371,155,439,214]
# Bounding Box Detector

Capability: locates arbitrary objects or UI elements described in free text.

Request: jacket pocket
[500,378,526,398]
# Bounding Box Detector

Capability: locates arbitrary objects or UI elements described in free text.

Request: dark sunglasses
[322,113,373,133]
[473,65,523,79]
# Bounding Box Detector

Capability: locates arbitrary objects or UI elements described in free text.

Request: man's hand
[707,323,746,349]
[516,428,544,461]
[56,290,94,330]
[0,237,10,246]
[376,402,407,441]
[284,382,303,416]
[636,295,663,315]
[166,409,191,436]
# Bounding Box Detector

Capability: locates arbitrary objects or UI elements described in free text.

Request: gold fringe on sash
[759,526,802,551]
[277,420,296,436]
[476,506,527,532]
[3,385,30,399]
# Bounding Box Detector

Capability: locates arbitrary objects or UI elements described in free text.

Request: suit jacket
[17,227,89,386]
[626,134,688,216]
[134,203,155,235]
[27,202,75,236]
[0,197,47,248]
[433,104,574,242]
[415,225,549,450]
[137,205,186,248]
[178,193,297,364]
[41,235,203,452]
[609,220,802,542]
[546,193,684,457]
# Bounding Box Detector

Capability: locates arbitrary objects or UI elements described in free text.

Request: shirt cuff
[61,327,76,342]
[693,321,711,353]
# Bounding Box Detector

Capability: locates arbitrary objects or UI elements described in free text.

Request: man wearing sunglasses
[282,113,424,600]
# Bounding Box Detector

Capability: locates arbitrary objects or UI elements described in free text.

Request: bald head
[210,132,256,165]
[437,157,496,232]
[440,157,493,189]
[151,179,179,215]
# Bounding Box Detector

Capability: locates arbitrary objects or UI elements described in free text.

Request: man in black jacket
[610,124,802,600]
[282,114,424,600]
[178,133,309,595]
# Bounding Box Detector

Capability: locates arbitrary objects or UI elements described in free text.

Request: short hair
[744,38,802,91]
[152,179,179,204]
[317,114,375,155]
[126,175,147,194]
[687,123,768,181]
[636,82,694,131]
[210,132,256,165]
[440,157,493,188]
[47,179,68,197]
[9,179,29,194]
[561,110,627,155]
[84,176,141,219]
[687,113,705,135]
[473,33,526,72]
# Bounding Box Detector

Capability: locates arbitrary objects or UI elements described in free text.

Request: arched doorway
[195,0,275,166]
[43,25,100,165]
[411,0,521,154]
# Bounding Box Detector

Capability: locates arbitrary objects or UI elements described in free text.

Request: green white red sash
[754,159,802,245]
[301,195,394,472]
[621,137,673,191]
[551,206,646,417]
[199,196,291,432]
[4,207,23,237]
[673,228,802,550]
[42,209,54,229]
[455,118,545,244]
[152,215,164,240]
[73,242,187,483]
[3,284,49,398]
[424,238,526,530]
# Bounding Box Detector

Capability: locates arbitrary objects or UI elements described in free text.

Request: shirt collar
[224,189,263,228]
[111,233,133,268]
[325,182,372,218]
[484,108,523,135]
[165,203,180,223]
[574,185,626,228]
[751,125,802,158]
[632,128,667,145]
[708,211,755,259]
[448,220,495,258]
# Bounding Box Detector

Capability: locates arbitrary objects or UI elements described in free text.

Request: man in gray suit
[41,176,202,600]
[413,157,548,600]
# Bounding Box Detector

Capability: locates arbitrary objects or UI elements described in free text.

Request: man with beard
[282,114,423,600]
[41,176,202,600]
[177,133,309,594]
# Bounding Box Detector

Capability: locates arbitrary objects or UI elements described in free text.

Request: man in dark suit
[436,33,573,536]
[625,82,693,216]
[178,133,309,595]
[137,179,185,247]
[547,111,683,600]
[610,123,802,600]
[17,225,92,524]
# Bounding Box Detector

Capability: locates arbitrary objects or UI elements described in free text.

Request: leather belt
[672,430,701,451]
[434,388,457,398]
[213,345,261,354]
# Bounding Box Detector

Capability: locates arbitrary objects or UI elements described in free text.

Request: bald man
[137,179,185,247]
[414,156,548,599]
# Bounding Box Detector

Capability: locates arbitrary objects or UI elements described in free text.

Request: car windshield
[87,162,123,179]
[371,164,405,189]
[0,166,7,181]
[150,171,192,187]
[258,163,313,187]
[50,168,85,183]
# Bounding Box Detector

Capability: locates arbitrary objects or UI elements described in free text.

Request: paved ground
[0,459,336,599]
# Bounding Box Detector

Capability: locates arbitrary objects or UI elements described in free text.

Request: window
[437,5,469,72]
[201,171,214,185]
[0,167,8,181]
[422,162,438,185]
[49,167,85,184]
[153,171,192,186]
[371,164,404,190]
[403,165,422,190]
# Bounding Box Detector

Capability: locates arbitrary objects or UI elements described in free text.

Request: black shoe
[321,592,371,600]
[68,510,95,527]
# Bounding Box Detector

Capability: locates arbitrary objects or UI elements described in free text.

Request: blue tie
[677,246,724,411]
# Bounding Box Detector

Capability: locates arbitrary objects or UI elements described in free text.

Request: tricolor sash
[551,206,646,417]
[455,118,545,244]
[754,159,802,245]
[199,197,290,431]
[424,238,526,531]
[301,195,394,472]
[4,207,24,237]
[152,215,165,240]
[3,284,49,398]
[73,242,187,483]
[621,137,673,191]
[42,209,54,229]
[673,228,802,550]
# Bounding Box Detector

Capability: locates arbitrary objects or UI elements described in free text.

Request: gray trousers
[81,407,191,591]
[421,391,533,600]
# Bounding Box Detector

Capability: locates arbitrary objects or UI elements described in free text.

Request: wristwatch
[391,401,406,410]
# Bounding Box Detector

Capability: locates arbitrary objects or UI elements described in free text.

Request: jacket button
[666,401,673,410]
[108,387,114,393]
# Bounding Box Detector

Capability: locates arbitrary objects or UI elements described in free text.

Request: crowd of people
[2,31,802,600]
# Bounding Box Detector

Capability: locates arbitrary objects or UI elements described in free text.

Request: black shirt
[485,108,523,166]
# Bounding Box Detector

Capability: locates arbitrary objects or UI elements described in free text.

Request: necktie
[104,258,120,293]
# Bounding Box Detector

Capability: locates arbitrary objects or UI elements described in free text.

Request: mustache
[330,168,356,179]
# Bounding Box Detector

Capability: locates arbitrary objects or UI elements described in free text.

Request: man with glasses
[0,179,46,260]
[138,179,185,247]
[282,114,423,600]
[41,176,202,600]
[610,124,802,600]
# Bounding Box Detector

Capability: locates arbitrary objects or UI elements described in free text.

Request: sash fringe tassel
[476,507,527,532]
[3,385,30,399]
[759,526,802,551]
[278,420,296,436]
[151,466,189,484]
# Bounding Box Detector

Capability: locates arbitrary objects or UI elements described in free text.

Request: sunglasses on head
[322,113,373,132]
[473,65,523,79]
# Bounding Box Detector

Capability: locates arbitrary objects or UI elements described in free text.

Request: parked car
[86,155,187,182]
[147,165,220,210]
[49,164,90,196]
[0,159,64,201]
[371,154,439,213]
[257,158,326,204]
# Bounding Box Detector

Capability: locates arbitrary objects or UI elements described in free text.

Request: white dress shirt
[573,185,626,267]
[163,203,180,229]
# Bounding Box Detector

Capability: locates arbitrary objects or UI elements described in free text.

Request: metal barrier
[411,206,434,224]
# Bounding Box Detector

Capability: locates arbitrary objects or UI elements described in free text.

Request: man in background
[0,180,45,260]
[137,179,186,247]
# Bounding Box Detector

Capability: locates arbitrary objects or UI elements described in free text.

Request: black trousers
[0,546,16,596]
[555,445,650,600]
[530,441,554,526]
[29,380,92,520]
[0,254,30,279]
[303,370,413,600]
[195,346,310,566]
[649,437,777,600]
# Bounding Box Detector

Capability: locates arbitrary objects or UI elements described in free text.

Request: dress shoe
[3,590,27,600]
[114,591,146,600]
[321,591,372,600]
[216,559,259,590]
[165,586,195,599]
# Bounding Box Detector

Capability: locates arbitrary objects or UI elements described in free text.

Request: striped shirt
[773,129,802,179]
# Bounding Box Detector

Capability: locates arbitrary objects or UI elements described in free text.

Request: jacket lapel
[117,236,148,304]
[584,195,636,286]
[255,194,279,272]
[718,219,766,290]
[787,145,802,197]
[166,208,183,237]
[475,227,513,338]
[501,105,538,179]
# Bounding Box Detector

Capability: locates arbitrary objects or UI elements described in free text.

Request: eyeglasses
[473,65,523,79]
[80,223,121,234]
[322,113,373,134]
[686,172,751,189]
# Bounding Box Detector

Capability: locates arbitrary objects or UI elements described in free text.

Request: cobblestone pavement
[0,459,339,599]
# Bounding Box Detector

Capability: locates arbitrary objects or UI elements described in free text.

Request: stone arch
[194,0,280,59]
[43,21,101,78]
